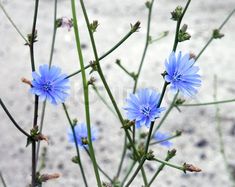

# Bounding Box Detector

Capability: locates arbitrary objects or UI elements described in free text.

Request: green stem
[180,99,235,107]
[71,0,102,186]
[62,103,88,187]
[149,31,169,44]
[0,171,7,187]
[172,0,191,52]
[152,157,185,171]
[84,147,112,182]
[115,60,135,79]
[36,0,58,165]
[214,76,235,187]
[49,0,58,67]
[121,161,136,186]
[0,98,30,137]
[66,22,139,79]
[148,151,176,186]
[152,92,178,137]
[150,131,181,145]
[115,137,127,179]
[92,85,117,117]
[79,0,149,185]
[125,157,147,187]
[0,2,28,44]
[195,8,235,61]
[133,0,154,93]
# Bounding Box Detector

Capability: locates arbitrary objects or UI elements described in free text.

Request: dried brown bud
[183,163,202,172]
[34,133,49,143]
[21,77,32,87]
[189,52,196,60]
[40,173,60,182]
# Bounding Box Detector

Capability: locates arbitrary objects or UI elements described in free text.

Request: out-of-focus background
[0,0,235,186]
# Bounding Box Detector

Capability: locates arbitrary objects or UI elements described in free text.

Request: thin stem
[121,161,136,186]
[214,76,235,187]
[116,137,127,179]
[180,99,235,107]
[145,82,168,154]
[115,60,135,79]
[133,0,154,93]
[66,22,138,79]
[49,0,58,67]
[150,132,181,145]
[84,147,112,182]
[0,98,30,137]
[71,0,102,186]
[29,0,39,72]
[148,151,176,186]
[0,2,28,44]
[36,101,46,166]
[152,157,185,171]
[36,0,58,165]
[92,85,117,117]
[195,8,235,61]
[79,0,148,185]
[29,1,40,186]
[152,92,178,137]
[0,171,7,187]
[125,157,147,187]
[149,31,169,44]
[62,103,88,187]
[172,0,191,52]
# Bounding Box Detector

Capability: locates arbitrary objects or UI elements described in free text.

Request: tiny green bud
[88,76,96,85]
[167,148,177,158]
[89,60,98,74]
[171,6,183,21]
[131,21,141,33]
[138,143,145,157]
[145,1,152,9]
[90,20,99,33]
[140,132,148,139]
[175,130,182,136]
[178,24,191,42]
[146,150,155,160]
[175,98,186,105]
[212,29,224,39]
[27,30,38,44]
[71,156,80,164]
[72,118,78,126]
[81,137,89,145]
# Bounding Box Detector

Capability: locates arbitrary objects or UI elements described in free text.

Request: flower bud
[89,20,99,33]
[171,6,183,21]
[212,29,224,39]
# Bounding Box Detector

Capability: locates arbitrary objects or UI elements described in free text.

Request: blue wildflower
[68,123,97,147]
[31,64,70,105]
[154,132,173,147]
[124,89,165,128]
[164,51,201,97]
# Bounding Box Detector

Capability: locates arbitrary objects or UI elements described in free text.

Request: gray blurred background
[0,0,235,186]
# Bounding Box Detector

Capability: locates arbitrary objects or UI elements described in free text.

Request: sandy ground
[0,0,235,186]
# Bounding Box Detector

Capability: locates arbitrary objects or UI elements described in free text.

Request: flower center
[173,73,182,81]
[141,105,151,117]
[43,81,52,91]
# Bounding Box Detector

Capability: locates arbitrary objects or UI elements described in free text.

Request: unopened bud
[89,20,99,33]
[212,29,224,39]
[183,163,202,173]
[131,21,141,33]
[171,6,183,21]
[40,173,60,182]
[21,77,32,87]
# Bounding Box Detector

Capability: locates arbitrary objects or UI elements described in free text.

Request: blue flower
[31,64,70,105]
[124,89,165,128]
[164,51,201,97]
[154,132,173,147]
[68,123,97,147]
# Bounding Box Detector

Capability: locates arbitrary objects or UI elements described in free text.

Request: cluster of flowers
[30,52,201,147]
